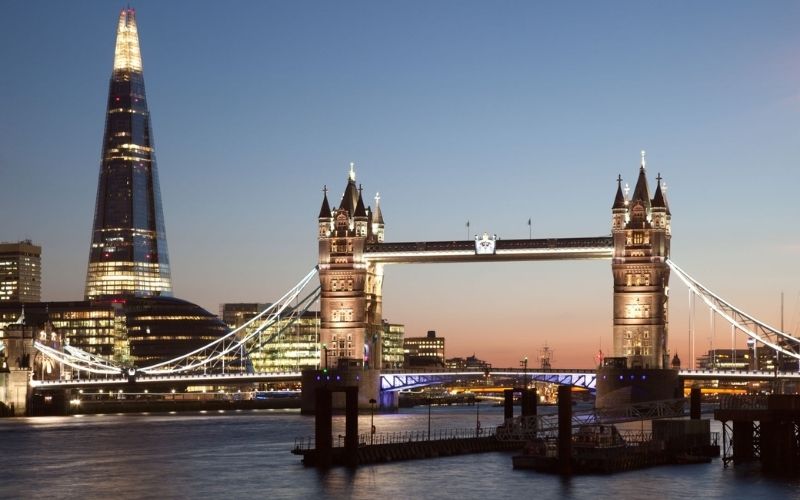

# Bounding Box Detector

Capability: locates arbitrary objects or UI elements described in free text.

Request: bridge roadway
[28,367,800,391]
[363,237,614,263]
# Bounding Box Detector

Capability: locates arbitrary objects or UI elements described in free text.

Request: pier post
[557,385,572,475]
[732,421,754,464]
[314,388,333,467]
[690,387,701,420]
[504,389,514,421]
[522,388,537,417]
[344,386,359,467]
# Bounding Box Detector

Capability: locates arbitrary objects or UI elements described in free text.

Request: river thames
[1,405,798,499]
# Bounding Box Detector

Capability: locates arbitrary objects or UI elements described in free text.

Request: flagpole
[466,220,470,240]
[528,217,532,239]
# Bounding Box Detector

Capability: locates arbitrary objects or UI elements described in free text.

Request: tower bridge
[315,155,672,377]
[12,153,799,415]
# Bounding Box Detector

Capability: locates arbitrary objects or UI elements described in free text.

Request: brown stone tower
[611,152,671,369]
[317,165,385,369]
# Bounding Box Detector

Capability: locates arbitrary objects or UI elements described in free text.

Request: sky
[1,1,799,368]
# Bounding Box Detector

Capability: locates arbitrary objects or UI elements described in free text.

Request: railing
[293,426,496,452]
[523,430,720,448]
[380,367,595,375]
[719,395,769,410]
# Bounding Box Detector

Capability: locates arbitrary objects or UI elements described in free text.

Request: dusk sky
[1,1,798,368]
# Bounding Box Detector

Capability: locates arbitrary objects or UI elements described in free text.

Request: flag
[466,220,470,228]
[527,218,531,226]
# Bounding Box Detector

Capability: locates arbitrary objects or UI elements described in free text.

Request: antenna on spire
[349,162,355,181]
[640,150,647,170]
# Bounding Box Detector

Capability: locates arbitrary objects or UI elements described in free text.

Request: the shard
[85,8,172,299]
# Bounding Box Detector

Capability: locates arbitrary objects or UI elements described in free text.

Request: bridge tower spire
[317,167,385,370]
[611,153,671,369]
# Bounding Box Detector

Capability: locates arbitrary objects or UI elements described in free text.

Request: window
[332,308,353,322]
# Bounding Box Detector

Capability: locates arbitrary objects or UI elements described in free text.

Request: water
[1,406,798,500]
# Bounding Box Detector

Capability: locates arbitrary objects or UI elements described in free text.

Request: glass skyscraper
[85,8,172,299]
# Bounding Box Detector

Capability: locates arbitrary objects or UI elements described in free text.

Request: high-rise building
[0,241,41,302]
[85,8,172,299]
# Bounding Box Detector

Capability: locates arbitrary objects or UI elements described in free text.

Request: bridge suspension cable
[667,259,800,361]
[31,267,321,378]
[137,267,320,375]
[33,342,121,375]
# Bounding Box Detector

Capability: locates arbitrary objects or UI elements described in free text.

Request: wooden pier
[715,394,800,475]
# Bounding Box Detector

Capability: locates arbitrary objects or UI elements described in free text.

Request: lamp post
[369,398,377,445]
[475,399,481,437]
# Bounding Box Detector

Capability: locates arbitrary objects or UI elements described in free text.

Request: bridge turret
[370,192,385,243]
[611,174,627,232]
[354,185,368,238]
[318,186,333,239]
[611,151,671,370]
[318,165,385,370]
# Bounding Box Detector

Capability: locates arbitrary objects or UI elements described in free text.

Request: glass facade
[85,8,172,299]
[122,297,230,367]
[381,320,405,368]
[221,303,321,372]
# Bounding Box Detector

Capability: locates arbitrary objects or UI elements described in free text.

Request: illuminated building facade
[0,299,229,368]
[317,164,385,369]
[0,241,41,302]
[85,8,172,299]
[404,330,446,367]
[381,320,405,368]
[221,303,321,372]
[611,153,671,369]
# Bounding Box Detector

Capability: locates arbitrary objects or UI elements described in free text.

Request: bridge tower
[611,152,671,369]
[317,165,385,370]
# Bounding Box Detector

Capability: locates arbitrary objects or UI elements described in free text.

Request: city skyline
[2,2,799,368]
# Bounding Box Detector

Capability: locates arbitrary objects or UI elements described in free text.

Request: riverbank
[63,396,301,415]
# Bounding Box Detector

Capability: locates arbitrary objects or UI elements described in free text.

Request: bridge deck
[29,368,800,391]
[364,237,613,263]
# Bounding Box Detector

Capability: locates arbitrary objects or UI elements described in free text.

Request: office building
[0,241,41,302]
[85,8,172,299]
[404,330,445,367]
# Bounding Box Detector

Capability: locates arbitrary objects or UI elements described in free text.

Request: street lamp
[369,398,377,445]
